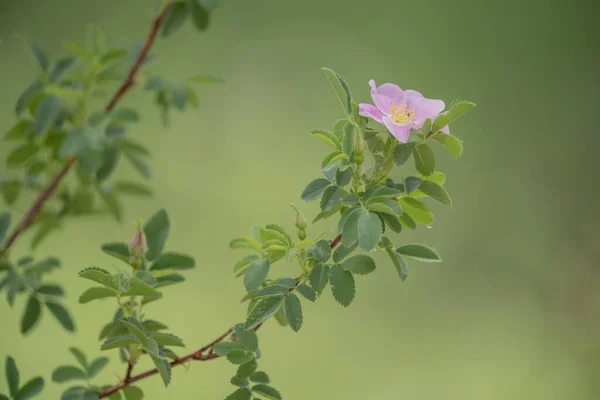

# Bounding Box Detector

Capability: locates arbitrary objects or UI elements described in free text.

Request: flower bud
[289,203,307,230]
[297,228,307,241]
[129,217,147,259]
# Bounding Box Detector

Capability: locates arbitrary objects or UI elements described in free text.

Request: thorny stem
[0,2,173,254]
[97,234,343,398]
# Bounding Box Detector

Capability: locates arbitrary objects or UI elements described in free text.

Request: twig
[98,234,343,398]
[1,2,173,253]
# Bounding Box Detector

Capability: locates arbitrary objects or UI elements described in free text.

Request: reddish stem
[1,2,173,253]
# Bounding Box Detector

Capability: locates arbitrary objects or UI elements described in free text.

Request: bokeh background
[1,0,600,398]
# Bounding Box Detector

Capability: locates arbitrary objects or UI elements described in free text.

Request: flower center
[390,103,415,125]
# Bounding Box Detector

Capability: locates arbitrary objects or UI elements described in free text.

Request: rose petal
[382,116,411,143]
[359,103,383,123]
[413,98,445,125]
[369,79,405,116]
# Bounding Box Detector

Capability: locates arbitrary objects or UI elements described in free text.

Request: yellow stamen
[390,103,415,125]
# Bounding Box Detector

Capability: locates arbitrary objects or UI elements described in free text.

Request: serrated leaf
[396,244,441,262]
[148,350,171,387]
[251,384,282,400]
[121,386,143,400]
[340,206,366,246]
[413,143,435,176]
[404,176,422,195]
[149,332,185,347]
[225,388,252,400]
[100,242,130,263]
[295,283,316,302]
[341,255,376,275]
[283,293,303,332]
[21,296,42,334]
[393,142,415,166]
[144,209,170,261]
[250,371,269,384]
[399,198,434,225]
[319,186,342,212]
[417,181,452,205]
[329,265,355,307]
[243,259,270,292]
[300,178,331,202]
[398,213,416,230]
[212,342,245,356]
[342,122,355,156]
[254,285,288,299]
[123,277,161,297]
[386,248,408,281]
[310,129,341,150]
[432,133,463,159]
[357,212,381,252]
[322,67,352,116]
[100,335,138,350]
[150,252,195,271]
[15,376,44,400]
[6,356,19,397]
[308,240,331,262]
[332,241,357,263]
[237,360,258,378]
[52,366,86,383]
[36,285,64,296]
[87,357,109,378]
[79,287,117,304]
[244,296,283,330]
[234,323,259,351]
[120,318,148,346]
[155,273,185,288]
[78,267,117,289]
[34,95,61,135]
[68,348,88,371]
[45,302,75,332]
[227,350,255,365]
[432,101,476,132]
[142,319,168,332]
[366,199,402,216]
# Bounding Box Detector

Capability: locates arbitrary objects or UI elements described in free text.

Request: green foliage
[283,293,303,332]
[1,356,45,399]
[322,68,352,116]
[329,265,355,307]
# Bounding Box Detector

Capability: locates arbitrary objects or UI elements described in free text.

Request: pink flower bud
[129,231,147,258]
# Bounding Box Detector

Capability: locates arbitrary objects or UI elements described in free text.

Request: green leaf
[227,350,255,365]
[225,388,252,400]
[34,95,61,135]
[319,186,342,212]
[237,360,258,378]
[50,57,76,82]
[5,356,19,397]
[144,209,170,261]
[230,375,249,388]
[87,357,109,378]
[29,43,49,71]
[399,198,434,226]
[150,252,195,271]
[111,108,139,123]
[51,366,86,383]
[123,151,150,179]
[341,255,376,275]
[393,142,415,166]
[79,287,117,304]
[249,371,269,384]
[212,342,245,356]
[295,283,316,302]
[342,123,355,156]
[14,377,44,400]
[340,206,366,246]
[99,190,122,222]
[366,199,402,216]
[432,101,476,132]
[26,161,47,177]
[251,384,282,400]
[329,265,355,307]
[243,259,270,292]
[432,133,463,159]
[413,143,435,177]
[398,213,416,230]
[121,386,143,400]
[149,332,185,347]
[36,285,64,296]
[142,319,168,332]
[332,242,357,263]
[0,213,12,245]
[283,293,303,332]
[162,1,188,37]
[120,318,148,346]
[15,81,45,116]
[21,296,42,334]
[1,180,22,205]
[234,323,258,351]
[244,296,284,330]
[322,67,352,116]
[404,176,422,195]
[123,277,161,297]
[7,143,38,167]
[148,350,171,387]
[114,181,153,197]
[308,240,331,262]
[310,129,341,150]
[155,273,185,288]
[101,336,138,350]
[357,212,381,252]
[386,248,408,281]
[78,267,117,289]
[336,167,353,187]
[396,244,441,262]
[300,178,331,202]
[45,302,75,332]
[417,181,452,205]
[100,242,130,263]
[4,120,33,141]
[68,348,88,371]
[254,284,288,299]
[188,0,211,31]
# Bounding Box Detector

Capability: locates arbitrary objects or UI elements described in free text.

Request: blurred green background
[1,0,600,398]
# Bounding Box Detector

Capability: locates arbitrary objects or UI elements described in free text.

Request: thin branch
[98,234,343,398]
[1,2,173,253]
